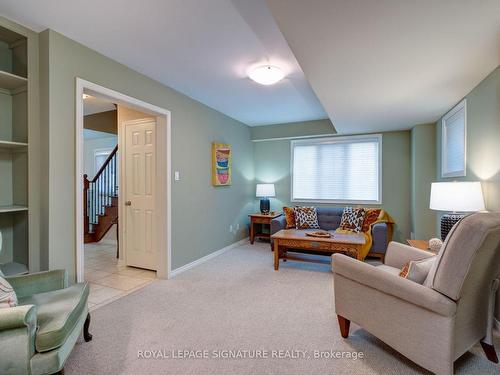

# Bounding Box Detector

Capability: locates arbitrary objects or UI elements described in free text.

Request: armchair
[332,212,500,375]
[0,270,92,375]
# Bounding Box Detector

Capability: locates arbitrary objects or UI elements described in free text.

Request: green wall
[436,66,500,207]
[39,29,255,280]
[411,124,437,239]
[253,131,411,241]
[251,119,335,141]
[435,66,500,319]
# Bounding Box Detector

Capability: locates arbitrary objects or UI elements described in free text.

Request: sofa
[332,212,500,375]
[0,270,92,375]
[270,207,391,259]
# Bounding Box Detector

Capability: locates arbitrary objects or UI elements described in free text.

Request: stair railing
[83,145,118,235]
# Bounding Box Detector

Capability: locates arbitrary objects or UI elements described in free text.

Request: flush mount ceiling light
[82,94,90,99]
[248,65,285,85]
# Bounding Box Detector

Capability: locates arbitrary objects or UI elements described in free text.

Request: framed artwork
[441,99,466,178]
[212,143,232,186]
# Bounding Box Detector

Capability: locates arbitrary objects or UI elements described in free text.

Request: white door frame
[75,78,172,282]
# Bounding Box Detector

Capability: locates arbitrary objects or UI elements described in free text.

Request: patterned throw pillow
[294,206,320,229]
[283,207,296,229]
[361,209,382,232]
[399,257,435,284]
[0,274,18,308]
[339,207,366,233]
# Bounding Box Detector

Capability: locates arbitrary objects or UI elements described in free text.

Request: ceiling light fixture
[82,94,90,99]
[248,65,285,85]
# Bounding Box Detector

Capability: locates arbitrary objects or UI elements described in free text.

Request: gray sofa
[270,207,391,259]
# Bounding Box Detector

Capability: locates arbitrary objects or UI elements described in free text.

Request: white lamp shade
[256,184,275,198]
[430,182,485,212]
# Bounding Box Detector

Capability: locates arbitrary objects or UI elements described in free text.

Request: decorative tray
[305,231,332,238]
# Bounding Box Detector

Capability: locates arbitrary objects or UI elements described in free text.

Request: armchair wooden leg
[480,341,499,363]
[337,315,350,338]
[83,313,93,342]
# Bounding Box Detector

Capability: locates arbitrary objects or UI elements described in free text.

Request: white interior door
[124,119,157,270]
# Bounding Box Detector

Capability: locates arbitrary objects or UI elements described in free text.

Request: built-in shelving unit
[0,139,28,149]
[0,205,29,213]
[0,24,29,276]
[0,70,27,90]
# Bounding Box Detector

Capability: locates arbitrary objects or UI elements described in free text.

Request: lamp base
[441,213,464,240]
[260,198,270,214]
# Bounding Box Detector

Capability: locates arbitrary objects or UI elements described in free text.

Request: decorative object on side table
[428,237,444,252]
[256,183,275,214]
[212,143,232,186]
[249,212,281,245]
[430,181,485,240]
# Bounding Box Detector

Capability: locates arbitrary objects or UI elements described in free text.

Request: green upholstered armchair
[0,270,92,375]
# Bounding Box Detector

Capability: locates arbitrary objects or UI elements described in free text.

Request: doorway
[76,78,171,290]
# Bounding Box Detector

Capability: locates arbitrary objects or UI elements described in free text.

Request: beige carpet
[66,242,500,374]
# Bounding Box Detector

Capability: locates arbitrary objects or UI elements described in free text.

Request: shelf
[0,70,27,90]
[0,140,28,149]
[0,261,28,276]
[0,205,28,213]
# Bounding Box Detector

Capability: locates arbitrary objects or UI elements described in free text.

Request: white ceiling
[267,0,500,133]
[83,95,115,116]
[0,0,327,126]
[1,1,498,133]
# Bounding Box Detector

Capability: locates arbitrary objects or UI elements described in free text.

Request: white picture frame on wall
[441,99,466,178]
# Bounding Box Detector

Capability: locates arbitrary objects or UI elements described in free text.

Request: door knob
[125,200,132,206]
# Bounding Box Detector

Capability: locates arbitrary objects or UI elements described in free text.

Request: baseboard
[170,237,249,278]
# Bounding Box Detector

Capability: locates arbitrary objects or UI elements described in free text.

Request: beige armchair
[332,212,500,375]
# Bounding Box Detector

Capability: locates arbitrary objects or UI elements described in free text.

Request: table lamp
[256,184,275,214]
[430,181,485,240]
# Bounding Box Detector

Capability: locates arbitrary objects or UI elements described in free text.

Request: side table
[249,213,281,244]
[406,239,437,254]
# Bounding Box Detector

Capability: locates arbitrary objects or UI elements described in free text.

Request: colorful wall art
[212,143,232,186]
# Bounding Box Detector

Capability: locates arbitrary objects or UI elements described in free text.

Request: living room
[0,1,499,375]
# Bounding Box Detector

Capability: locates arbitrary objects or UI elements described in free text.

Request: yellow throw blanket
[335,209,394,261]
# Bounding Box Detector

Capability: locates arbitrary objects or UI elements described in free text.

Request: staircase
[83,145,119,244]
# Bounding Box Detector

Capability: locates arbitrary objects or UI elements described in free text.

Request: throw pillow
[283,207,296,229]
[294,206,320,229]
[399,257,435,284]
[0,274,18,308]
[339,207,366,233]
[361,209,381,232]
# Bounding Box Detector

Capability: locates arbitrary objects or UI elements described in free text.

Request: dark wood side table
[249,213,282,244]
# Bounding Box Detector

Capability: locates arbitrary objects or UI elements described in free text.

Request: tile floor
[84,241,156,310]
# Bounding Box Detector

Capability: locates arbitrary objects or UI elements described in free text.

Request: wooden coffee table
[271,229,365,270]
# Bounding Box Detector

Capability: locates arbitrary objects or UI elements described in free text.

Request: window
[441,99,466,178]
[291,135,382,204]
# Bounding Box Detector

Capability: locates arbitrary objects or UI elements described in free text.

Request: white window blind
[442,99,466,177]
[292,135,381,203]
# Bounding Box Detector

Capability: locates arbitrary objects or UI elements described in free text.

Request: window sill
[291,199,382,205]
